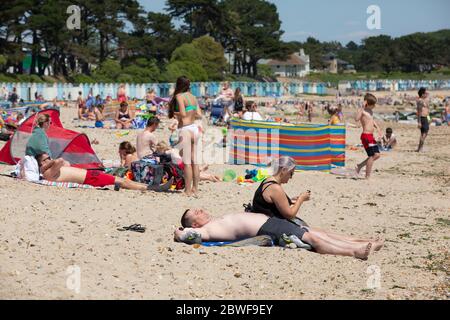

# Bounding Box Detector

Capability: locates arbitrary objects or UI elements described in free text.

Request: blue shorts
[95,121,104,128]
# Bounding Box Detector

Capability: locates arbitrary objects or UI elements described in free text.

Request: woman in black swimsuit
[252,157,310,224]
[251,156,384,259]
[115,102,133,129]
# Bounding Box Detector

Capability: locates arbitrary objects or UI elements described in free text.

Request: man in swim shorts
[355,93,382,179]
[174,208,384,260]
[36,153,171,191]
[416,87,430,152]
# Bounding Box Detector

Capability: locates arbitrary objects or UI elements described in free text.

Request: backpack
[163,163,185,190]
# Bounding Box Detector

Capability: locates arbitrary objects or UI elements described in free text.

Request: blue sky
[140,0,450,44]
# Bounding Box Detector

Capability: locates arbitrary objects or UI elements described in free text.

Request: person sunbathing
[174,209,384,260]
[36,153,171,191]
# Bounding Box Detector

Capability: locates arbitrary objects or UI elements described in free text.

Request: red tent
[0,109,102,169]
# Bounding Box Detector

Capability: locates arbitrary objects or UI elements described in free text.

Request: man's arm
[417,100,423,127]
[174,227,210,243]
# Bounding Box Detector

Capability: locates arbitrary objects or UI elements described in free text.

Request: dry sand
[0,94,449,300]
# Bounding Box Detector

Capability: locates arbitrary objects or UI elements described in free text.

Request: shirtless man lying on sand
[174,209,384,261]
[36,153,172,191]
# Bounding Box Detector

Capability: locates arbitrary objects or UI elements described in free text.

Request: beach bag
[163,163,185,190]
[131,160,164,185]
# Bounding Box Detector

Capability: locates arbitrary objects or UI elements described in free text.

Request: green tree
[164,60,208,82]
[192,36,227,80]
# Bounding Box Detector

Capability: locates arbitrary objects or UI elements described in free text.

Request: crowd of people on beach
[2,74,447,260]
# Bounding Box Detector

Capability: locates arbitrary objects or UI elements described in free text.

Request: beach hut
[0,109,102,169]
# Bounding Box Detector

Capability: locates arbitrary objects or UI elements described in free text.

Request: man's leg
[356,158,368,174]
[115,177,147,191]
[312,228,384,251]
[417,132,427,152]
[302,231,372,260]
[364,153,380,179]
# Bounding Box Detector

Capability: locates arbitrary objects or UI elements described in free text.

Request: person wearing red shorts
[355,93,382,179]
[36,153,172,191]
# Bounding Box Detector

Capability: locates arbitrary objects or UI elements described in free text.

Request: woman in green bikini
[169,76,203,197]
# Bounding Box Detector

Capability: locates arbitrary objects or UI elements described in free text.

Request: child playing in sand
[381,128,397,151]
[355,93,382,179]
[94,104,105,128]
[328,106,341,125]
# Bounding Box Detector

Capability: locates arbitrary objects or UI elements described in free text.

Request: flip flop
[147,177,174,192]
[117,224,146,233]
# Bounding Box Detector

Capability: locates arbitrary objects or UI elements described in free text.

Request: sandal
[117,224,146,233]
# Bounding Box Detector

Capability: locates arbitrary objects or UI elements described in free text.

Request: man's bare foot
[355,165,362,174]
[354,243,372,260]
[373,239,384,252]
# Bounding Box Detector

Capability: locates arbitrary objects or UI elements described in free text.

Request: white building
[265,49,310,78]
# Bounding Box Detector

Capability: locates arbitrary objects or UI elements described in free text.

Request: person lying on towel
[35,153,172,192]
[174,208,384,260]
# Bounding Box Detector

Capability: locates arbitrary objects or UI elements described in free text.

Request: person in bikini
[168,76,203,197]
[416,87,430,152]
[35,153,171,191]
[355,93,382,179]
[174,208,383,261]
[115,102,133,129]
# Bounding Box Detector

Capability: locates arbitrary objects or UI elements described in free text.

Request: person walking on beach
[168,76,203,197]
[416,87,430,152]
[355,93,382,179]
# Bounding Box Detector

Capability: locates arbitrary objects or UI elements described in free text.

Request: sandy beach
[0,93,449,300]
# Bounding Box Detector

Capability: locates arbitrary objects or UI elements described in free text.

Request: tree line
[0,0,449,84]
[290,30,450,73]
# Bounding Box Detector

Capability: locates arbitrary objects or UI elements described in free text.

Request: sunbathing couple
[175,157,384,260]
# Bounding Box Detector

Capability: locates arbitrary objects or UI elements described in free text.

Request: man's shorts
[361,133,380,157]
[257,217,309,245]
[83,170,116,187]
[420,117,430,134]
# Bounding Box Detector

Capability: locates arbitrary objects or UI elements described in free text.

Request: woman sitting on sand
[115,102,134,129]
[119,141,139,169]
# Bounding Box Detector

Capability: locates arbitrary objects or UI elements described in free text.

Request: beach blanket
[1,171,108,190]
[201,236,274,247]
[36,180,99,189]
